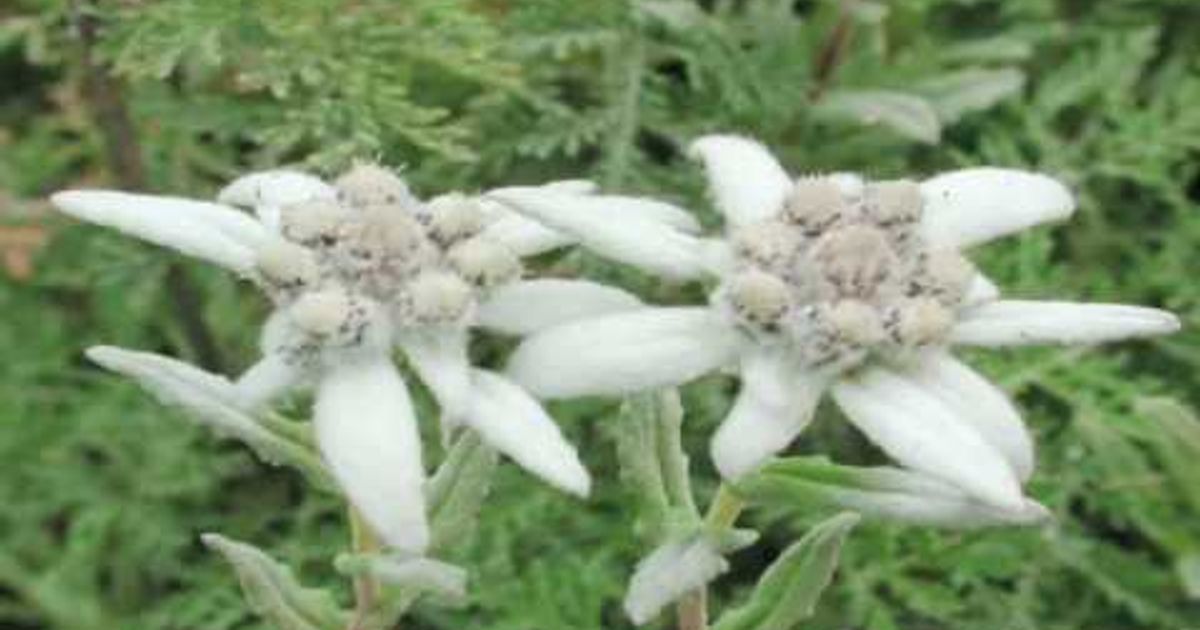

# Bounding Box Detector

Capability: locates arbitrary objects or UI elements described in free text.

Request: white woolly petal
[218,170,336,230]
[487,188,717,280]
[905,352,1034,481]
[711,350,828,480]
[964,273,1000,306]
[831,368,1024,510]
[477,279,644,336]
[688,134,792,226]
[88,345,242,409]
[539,179,599,195]
[464,370,591,496]
[826,466,1050,528]
[919,168,1075,248]
[314,358,428,553]
[397,329,472,422]
[475,181,605,256]
[952,300,1182,346]
[624,537,728,625]
[479,210,574,256]
[506,307,743,399]
[233,353,305,411]
[52,190,266,273]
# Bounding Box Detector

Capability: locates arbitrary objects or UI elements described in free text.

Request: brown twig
[809,5,856,101]
[68,0,226,372]
[70,0,145,189]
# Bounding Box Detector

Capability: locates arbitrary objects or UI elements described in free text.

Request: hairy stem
[347,508,382,630]
[810,5,856,101]
[676,485,746,630]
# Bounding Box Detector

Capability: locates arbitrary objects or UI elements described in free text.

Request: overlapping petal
[711,349,828,480]
[397,329,472,422]
[952,300,1181,346]
[688,134,793,226]
[904,352,1034,480]
[488,188,719,280]
[506,307,744,399]
[919,168,1075,248]
[831,367,1024,509]
[476,279,643,336]
[234,353,306,411]
[218,169,336,207]
[314,357,429,553]
[463,369,591,496]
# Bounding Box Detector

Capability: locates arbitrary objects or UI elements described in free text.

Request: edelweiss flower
[53,164,698,553]
[491,135,1181,517]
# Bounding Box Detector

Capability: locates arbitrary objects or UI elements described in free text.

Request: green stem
[347,508,381,630]
[705,485,746,530]
[676,484,746,630]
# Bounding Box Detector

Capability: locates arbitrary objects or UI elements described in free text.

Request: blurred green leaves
[2,0,1199,629]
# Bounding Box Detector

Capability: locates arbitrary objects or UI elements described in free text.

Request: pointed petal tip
[1020,499,1053,525]
[85,345,137,374]
[50,189,87,211]
[561,465,593,498]
[83,344,118,364]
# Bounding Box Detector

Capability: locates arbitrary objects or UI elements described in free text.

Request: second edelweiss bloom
[53,164,697,553]
[491,135,1181,519]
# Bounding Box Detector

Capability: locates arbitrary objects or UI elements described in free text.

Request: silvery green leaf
[916,68,1026,123]
[734,457,1050,528]
[202,533,348,630]
[87,346,333,489]
[711,513,859,630]
[425,430,499,552]
[816,90,941,144]
[637,0,707,30]
[336,554,468,606]
[1178,554,1200,600]
[943,37,1033,63]
[711,526,760,554]
[623,533,729,625]
[1132,397,1200,515]
[845,1,888,22]
[616,390,699,540]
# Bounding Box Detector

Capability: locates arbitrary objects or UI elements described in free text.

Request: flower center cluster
[718,175,975,371]
[253,163,520,357]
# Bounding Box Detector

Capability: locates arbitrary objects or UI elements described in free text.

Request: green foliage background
[2,0,1198,628]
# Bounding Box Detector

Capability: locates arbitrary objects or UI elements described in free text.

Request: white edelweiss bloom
[52,164,652,551]
[499,134,1181,517]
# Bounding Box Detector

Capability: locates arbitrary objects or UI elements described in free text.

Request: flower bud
[893,298,954,346]
[426,194,485,246]
[782,178,847,233]
[280,198,349,247]
[730,220,802,271]
[405,272,474,324]
[809,225,897,299]
[335,162,414,209]
[447,238,522,288]
[826,300,885,346]
[726,269,791,328]
[921,249,975,304]
[255,240,319,293]
[863,180,922,227]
